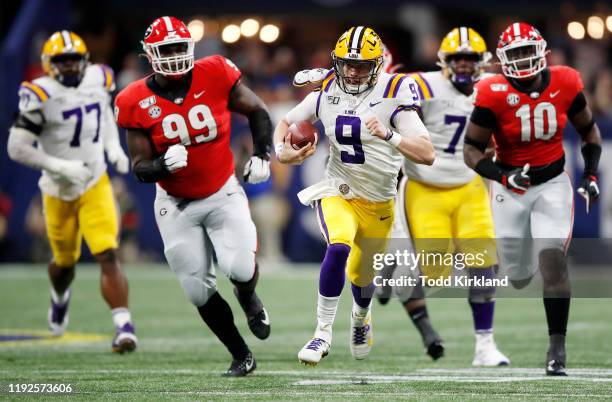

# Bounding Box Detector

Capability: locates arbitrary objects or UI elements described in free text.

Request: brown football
[288,121,318,150]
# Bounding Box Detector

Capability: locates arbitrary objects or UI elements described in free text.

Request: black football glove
[577,174,599,213]
[502,163,531,195]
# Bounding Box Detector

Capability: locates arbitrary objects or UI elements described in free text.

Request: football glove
[243,156,270,184]
[577,174,599,213]
[50,159,93,187]
[502,163,530,195]
[293,68,329,87]
[164,144,188,172]
[107,146,130,174]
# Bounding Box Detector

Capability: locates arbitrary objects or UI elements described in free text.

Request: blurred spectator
[0,189,12,261]
[24,194,50,263]
[111,177,142,263]
[116,53,147,90]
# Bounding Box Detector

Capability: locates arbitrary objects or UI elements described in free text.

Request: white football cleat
[350,310,373,360]
[298,337,331,366]
[472,333,510,366]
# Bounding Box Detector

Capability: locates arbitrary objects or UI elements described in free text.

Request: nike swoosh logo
[261,309,270,325]
[226,192,237,196]
[194,90,205,99]
[245,358,254,371]
[369,101,382,107]
[550,90,560,98]
[379,215,391,221]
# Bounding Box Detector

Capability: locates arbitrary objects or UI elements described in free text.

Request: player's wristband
[274,143,284,159]
[385,129,402,148]
[581,142,601,176]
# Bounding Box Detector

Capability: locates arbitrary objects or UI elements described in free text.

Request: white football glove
[243,156,270,184]
[293,68,330,87]
[164,144,188,172]
[50,159,93,187]
[107,146,130,174]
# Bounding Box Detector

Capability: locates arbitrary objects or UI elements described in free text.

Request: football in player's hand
[288,121,318,150]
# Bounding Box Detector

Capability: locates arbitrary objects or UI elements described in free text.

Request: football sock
[406,303,438,345]
[548,334,566,360]
[319,243,350,297]
[231,264,261,316]
[111,307,132,328]
[468,267,496,333]
[51,287,70,305]
[197,292,250,360]
[315,293,339,342]
[469,301,495,334]
[543,297,570,336]
[351,283,374,316]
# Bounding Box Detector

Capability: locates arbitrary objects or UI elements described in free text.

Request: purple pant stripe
[316,200,330,243]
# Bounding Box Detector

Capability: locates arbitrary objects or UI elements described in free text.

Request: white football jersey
[17,64,115,200]
[286,71,423,203]
[402,71,489,187]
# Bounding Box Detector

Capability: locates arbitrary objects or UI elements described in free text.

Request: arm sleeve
[285,91,319,124]
[7,127,63,172]
[394,109,429,138]
[470,106,498,130]
[102,100,122,153]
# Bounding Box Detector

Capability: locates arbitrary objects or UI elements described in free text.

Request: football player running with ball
[464,22,602,376]
[7,31,136,352]
[275,26,435,365]
[115,16,272,376]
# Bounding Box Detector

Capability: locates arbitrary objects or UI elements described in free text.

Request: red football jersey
[115,55,241,198]
[474,65,583,167]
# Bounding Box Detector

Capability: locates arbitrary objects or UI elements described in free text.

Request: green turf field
[1,264,611,400]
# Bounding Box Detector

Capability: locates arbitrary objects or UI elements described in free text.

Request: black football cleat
[247,307,271,340]
[546,336,567,376]
[233,288,270,340]
[222,352,257,377]
[546,359,567,376]
[426,339,445,361]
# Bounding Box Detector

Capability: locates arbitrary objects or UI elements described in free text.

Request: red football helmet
[496,22,547,80]
[142,16,194,76]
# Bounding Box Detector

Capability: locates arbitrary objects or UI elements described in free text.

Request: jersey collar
[146,72,193,104]
[507,68,551,96]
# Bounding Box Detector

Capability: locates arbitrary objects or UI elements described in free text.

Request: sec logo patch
[506,93,520,106]
[148,105,162,118]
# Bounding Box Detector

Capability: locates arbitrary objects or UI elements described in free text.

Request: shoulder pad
[83,64,115,91]
[18,81,50,112]
[407,72,434,100]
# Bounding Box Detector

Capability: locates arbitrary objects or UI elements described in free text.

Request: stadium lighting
[259,24,280,43]
[567,21,585,40]
[240,19,260,37]
[587,16,604,39]
[606,16,612,33]
[187,19,205,42]
[222,24,241,43]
